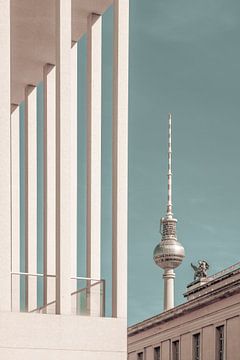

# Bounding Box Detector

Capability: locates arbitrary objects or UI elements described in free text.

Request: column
[161,340,171,360]
[70,41,78,312]
[43,64,56,310]
[145,346,154,360]
[112,0,129,319]
[55,0,72,315]
[0,0,11,312]
[25,85,38,312]
[86,13,102,316]
[11,105,20,312]
[226,317,240,360]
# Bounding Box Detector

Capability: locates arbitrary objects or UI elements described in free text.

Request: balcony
[11,272,105,317]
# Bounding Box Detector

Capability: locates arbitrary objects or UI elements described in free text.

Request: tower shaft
[163,269,175,311]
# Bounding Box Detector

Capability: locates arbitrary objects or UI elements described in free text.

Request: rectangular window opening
[172,340,180,360]
[216,326,224,360]
[193,333,200,360]
[154,346,160,360]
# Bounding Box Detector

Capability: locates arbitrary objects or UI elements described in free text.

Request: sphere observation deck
[153,217,185,270]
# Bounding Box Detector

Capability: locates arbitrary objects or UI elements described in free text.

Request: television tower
[153,113,185,311]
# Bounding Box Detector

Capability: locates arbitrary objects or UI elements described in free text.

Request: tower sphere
[153,240,185,270]
[153,217,185,270]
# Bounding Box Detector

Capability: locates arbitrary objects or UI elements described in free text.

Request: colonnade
[0,0,128,319]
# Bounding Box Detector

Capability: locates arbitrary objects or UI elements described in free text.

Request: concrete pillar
[112,0,129,319]
[128,353,137,360]
[55,0,72,315]
[163,269,175,311]
[70,41,78,311]
[180,333,191,360]
[25,85,38,312]
[226,317,240,360]
[43,64,56,309]
[86,13,102,316]
[0,0,11,312]
[146,346,154,360]
[161,340,171,360]
[202,326,214,360]
[11,105,20,312]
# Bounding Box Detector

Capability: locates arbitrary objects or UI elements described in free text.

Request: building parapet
[128,262,240,336]
[184,262,240,300]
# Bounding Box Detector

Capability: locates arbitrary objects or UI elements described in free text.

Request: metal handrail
[11,271,56,278]
[70,276,102,282]
[71,279,103,296]
[30,300,56,313]
[11,273,106,317]
[71,278,106,317]
[12,273,103,281]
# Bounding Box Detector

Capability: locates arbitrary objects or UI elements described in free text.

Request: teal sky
[127,0,240,325]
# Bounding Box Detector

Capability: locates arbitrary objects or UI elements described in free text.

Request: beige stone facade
[128,263,240,360]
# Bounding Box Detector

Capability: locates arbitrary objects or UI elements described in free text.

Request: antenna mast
[167,113,173,218]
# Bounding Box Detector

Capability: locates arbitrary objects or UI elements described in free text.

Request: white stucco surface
[0,312,127,359]
[11,0,112,104]
[1,1,129,358]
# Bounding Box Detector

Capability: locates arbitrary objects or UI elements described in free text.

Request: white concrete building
[0,0,129,358]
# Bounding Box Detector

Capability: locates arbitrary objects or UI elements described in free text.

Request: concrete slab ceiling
[11,0,112,104]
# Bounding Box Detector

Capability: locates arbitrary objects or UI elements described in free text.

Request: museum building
[128,262,240,360]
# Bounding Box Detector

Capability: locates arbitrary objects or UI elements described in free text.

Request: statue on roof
[191,260,209,281]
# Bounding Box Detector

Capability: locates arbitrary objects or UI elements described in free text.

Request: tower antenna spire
[167,113,173,218]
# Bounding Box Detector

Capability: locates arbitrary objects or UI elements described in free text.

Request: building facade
[128,263,240,360]
[0,0,129,359]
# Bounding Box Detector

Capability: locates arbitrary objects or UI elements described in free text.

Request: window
[172,340,180,360]
[216,326,224,360]
[154,346,160,360]
[137,352,143,360]
[193,333,200,360]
